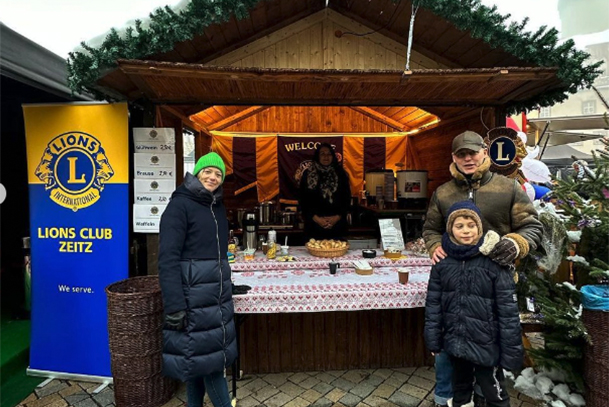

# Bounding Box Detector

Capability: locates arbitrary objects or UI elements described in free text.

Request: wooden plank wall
[208,9,445,71]
[223,106,396,133]
[239,308,430,373]
[409,109,497,197]
[219,106,398,211]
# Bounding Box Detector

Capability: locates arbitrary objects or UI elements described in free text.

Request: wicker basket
[306,244,349,258]
[583,308,609,407]
[113,376,176,407]
[106,276,176,407]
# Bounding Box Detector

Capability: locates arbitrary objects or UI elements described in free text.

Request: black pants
[450,356,510,407]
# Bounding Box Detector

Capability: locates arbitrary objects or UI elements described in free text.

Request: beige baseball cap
[452,131,486,153]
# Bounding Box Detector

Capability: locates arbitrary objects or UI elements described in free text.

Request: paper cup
[281,245,289,256]
[398,268,409,284]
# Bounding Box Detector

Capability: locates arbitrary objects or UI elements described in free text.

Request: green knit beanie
[193,152,226,181]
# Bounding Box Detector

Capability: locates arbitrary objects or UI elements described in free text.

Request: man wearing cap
[422,130,542,407]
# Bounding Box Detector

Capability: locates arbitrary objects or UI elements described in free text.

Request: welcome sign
[23,102,129,379]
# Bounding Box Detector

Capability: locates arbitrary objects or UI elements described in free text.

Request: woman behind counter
[299,143,352,240]
[158,152,236,407]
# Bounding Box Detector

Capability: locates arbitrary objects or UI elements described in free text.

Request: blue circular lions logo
[35,132,114,211]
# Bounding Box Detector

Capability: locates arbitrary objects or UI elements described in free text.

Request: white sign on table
[378,218,405,250]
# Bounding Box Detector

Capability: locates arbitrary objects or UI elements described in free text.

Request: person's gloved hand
[165,310,187,331]
[488,239,518,266]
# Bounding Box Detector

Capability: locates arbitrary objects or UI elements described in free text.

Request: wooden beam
[119,61,558,84]
[122,73,158,99]
[349,107,408,131]
[400,69,557,83]
[208,106,270,130]
[160,105,213,137]
[416,108,480,134]
[498,79,562,105]
[118,63,404,83]
[150,97,509,107]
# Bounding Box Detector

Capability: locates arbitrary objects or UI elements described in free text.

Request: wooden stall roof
[190,105,438,132]
[120,0,530,71]
[109,59,561,112]
[73,0,599,119]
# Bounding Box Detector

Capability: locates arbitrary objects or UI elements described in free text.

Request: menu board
[133,128,175,233]
[378,218,405,250]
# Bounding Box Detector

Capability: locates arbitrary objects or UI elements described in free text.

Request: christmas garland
[67,0,262,98]
[68,0,602,112]
[416,0,603,114]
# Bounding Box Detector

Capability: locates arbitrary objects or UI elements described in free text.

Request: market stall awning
[99,60,562,112]
[528,115,609,133]
[527,114,609,146]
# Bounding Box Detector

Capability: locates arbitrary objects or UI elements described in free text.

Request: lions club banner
[23,102,129,378]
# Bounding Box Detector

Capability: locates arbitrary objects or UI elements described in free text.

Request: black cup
[329,262,339,274]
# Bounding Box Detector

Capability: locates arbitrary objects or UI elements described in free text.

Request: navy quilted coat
[424,254,523,371]
[158,173,237,382]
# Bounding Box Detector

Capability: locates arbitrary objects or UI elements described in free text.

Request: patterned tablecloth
[231,247,431,313]
[231,247,432,272]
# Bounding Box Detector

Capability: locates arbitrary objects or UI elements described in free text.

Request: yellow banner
[24,103,129,184]
[23,103,128,211]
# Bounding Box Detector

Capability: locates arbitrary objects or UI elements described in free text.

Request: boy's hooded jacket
[158,172,237,382]
[424,201,523,371]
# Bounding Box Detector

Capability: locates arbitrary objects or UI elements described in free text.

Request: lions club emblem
[35,132,114,211]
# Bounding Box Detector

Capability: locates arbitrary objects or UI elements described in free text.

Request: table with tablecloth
[229,247,433,377]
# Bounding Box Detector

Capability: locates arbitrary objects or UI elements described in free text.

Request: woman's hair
[313,143,339,167]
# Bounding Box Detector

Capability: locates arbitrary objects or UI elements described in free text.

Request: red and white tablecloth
[230,247,432,272]
[232,265,431,314]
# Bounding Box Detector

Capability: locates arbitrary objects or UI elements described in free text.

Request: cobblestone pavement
[17,366,540,407]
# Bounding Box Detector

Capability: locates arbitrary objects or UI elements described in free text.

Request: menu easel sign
[378,218,405,250]
[133,128,175,233]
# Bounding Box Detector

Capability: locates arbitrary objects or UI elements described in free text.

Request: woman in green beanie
[158,152,236,407]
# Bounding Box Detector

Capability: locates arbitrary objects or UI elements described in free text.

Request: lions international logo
[484,127,528,184]
[35,132,114,211]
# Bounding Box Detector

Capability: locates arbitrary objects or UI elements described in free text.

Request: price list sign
[133,128,175,232]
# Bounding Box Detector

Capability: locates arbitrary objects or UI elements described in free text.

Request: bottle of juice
[266,241,276,259]
[228,230,238,254]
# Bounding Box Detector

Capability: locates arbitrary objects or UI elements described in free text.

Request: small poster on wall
[378,218,405,250]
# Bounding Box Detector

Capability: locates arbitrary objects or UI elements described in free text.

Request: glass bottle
[228,230,238,254]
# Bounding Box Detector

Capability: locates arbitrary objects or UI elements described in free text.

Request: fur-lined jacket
[422,158,542,258]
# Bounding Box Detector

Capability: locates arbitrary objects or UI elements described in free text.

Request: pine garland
[67,0,261,97]
[68,0,602,111]
[416,0,603,114]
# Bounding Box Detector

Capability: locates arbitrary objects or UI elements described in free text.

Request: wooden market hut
[68,0,600,372]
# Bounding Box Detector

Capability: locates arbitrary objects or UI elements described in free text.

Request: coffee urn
[243,212,258,250]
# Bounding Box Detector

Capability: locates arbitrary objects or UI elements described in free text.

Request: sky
[0,0,565,59]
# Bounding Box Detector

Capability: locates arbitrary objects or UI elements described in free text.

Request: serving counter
[230,247,433,375]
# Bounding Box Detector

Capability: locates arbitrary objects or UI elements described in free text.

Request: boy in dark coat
[425,201,523,407]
